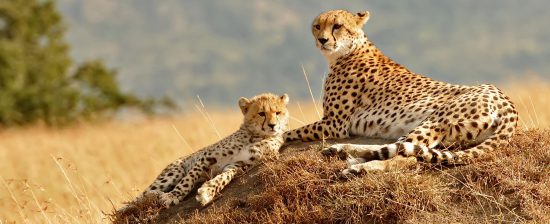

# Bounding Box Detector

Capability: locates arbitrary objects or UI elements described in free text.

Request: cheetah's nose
[268,124,276,129]
[318,38,328,45]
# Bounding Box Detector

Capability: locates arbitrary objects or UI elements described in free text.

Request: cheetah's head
[238,93,290,136]
[312,10,370,58]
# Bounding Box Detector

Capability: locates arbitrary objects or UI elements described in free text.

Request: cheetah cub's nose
[268,124,276,129]
[318,38,328,45]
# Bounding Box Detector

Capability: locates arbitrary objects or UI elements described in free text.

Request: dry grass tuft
[110,193,164,224]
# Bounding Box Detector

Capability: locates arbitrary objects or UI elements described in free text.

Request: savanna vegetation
[1,81,549,223]
[0,0,171,126]
[1,1,549,224]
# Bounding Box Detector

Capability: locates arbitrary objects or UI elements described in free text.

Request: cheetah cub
[144,93,289,207]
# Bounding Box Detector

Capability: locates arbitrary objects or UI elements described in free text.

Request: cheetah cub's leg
[143,159,186,195]
[159,162,209,207]
[196,162,249,206]
[119,160,187,211]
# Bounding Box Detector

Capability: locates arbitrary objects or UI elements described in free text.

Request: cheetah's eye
[258,112,266,117]
[333,24,342,30]
[314,24,321,30]
[276,111,281,115]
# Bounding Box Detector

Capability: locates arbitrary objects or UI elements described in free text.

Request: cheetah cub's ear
[238,97,250,114]
[355,11,370,26]
[280,93,289,105]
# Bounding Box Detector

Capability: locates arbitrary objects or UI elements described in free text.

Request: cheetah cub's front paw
[196,186,215,206]
[159,192,180,208]
[321,144,350,160]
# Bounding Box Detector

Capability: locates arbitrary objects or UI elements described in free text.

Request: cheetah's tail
[376,110,518,164]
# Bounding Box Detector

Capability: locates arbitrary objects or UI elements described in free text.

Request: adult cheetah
[145,93,289,207]
[284,10,518,174]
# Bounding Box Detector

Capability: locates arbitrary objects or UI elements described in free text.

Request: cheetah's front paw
[159,192,180,208]
[321,144,349,160]
[341,161,386,177]
[143,189,163,196]
[196,186,215,206]
[341,167,363,177]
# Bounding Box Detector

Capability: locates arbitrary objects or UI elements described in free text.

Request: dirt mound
[112,130,550,224]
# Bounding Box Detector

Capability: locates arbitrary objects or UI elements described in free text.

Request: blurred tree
[72,60,174,117]
[0,0,171,126]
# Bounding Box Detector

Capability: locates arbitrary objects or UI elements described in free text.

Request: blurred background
[56,0,549,105]
[1,1,549,223]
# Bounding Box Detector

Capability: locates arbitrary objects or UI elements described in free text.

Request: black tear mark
[331,25,337,43]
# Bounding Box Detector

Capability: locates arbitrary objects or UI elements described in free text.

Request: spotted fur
[284,10,518,174]
[145,93,290,207]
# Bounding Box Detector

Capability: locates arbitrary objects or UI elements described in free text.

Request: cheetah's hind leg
[323,143,418,176]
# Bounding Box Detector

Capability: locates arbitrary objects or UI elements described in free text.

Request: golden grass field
[1,80,549,223]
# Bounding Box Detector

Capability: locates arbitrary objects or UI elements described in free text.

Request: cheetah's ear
[280,93,289,105]
[238,97,250,114]
[355,11,370,26]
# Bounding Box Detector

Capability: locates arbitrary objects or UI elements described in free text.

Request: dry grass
[1,80,549,223]
[502,77,550,129]
[0,104,318,224]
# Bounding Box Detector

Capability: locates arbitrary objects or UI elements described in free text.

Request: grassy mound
[112,130,550,223]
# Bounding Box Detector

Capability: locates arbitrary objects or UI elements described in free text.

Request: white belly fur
[208,149,252,175]
[350,109,433,139]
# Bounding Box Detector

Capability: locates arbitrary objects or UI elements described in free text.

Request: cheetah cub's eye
[333,24,342,30]
[314,24,321,30]
[258,112,266,117]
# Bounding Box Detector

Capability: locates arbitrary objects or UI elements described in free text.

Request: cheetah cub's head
[312,9,370,57]
[239,93,290,136]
